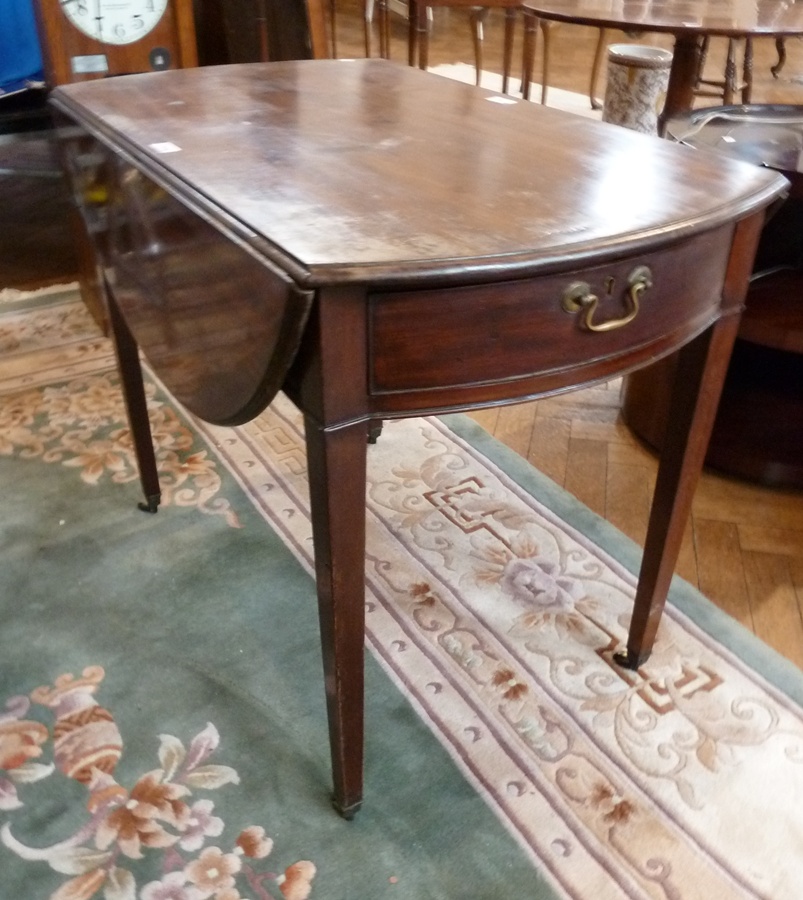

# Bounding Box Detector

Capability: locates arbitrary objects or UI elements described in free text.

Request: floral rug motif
[1,667,314,900]
[0,295,239,528]
[2,292,803,899]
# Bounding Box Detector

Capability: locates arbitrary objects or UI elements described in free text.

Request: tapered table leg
[620,319,742,667]
[305,417,369,818]
[619,212,765,667]
[106,290,161,514]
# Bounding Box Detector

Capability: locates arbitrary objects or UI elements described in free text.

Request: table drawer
[369,228,733,395]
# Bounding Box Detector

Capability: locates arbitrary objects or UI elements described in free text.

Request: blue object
[0,0,45,95]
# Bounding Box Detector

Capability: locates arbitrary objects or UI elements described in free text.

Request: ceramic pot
[602,43,673,134]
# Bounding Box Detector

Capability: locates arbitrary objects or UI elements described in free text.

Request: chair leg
[330,0,338,57]
[501,7,516,94]
[692,34,753,106]
[520,10,537,99]
[742,37,753,103]
[723,38,737,105]
[540,19,554,105]
[589,28,607,110]
[695,35,710,90]
[364,0,373,57]
[469,7,489,87]
[772,37,786,78]
[378,0,390,58]
[408,0,417,65]
[414,3,430,71]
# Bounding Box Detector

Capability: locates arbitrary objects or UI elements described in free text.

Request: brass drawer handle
[562,265,653,332]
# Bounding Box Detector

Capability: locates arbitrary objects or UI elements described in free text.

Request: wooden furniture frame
[50,59,785,818]
[522,0,803,133]
[33,0,198,87]
[363,0,392,59]
[358,0,515,85]
[408,1,520,92]
[533,28,751,112]
[694,36,753,105]
[530,21,608,108]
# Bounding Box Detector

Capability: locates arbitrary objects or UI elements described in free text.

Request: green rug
[1,290,802,899]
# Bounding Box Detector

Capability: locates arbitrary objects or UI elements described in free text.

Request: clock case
[34,0,198,87]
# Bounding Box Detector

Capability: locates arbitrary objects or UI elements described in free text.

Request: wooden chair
[326,1,400,62]
[364,1,431,59]
[693,36,753,104]
[362,0,392,58]
[526,24,752,111]
[408,1,522,93]
[521,17,599,107]
[527,21,608,108]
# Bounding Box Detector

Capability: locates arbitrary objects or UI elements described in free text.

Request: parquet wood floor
[3,4,801,667]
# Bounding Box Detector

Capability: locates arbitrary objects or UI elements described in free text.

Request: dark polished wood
[522,0,803,131]
[33,0,199,327]
[0,138,80,290]
[624,339,803,488]
[192,0,329,63]
[623,105,803,488]
[49,59,786,817]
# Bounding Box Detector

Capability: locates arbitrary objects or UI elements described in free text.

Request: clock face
[60,0,169,46]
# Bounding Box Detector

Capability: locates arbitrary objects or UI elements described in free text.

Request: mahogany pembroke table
[49,59,787,817]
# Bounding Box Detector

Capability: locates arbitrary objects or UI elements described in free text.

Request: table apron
[367,224,735,412]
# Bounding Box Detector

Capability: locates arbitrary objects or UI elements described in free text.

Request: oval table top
[522,0,803,38]
[50,59,785,287]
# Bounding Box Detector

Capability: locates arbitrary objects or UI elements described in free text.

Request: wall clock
[34,0,198,86]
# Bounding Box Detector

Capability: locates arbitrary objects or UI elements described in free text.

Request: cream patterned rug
[0,281,79,304]
[1,290,802,899]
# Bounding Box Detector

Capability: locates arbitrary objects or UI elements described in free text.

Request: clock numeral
[60,0,168,46]
[61,0,89,14]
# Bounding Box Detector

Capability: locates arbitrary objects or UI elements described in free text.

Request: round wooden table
[521,0,803,132]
